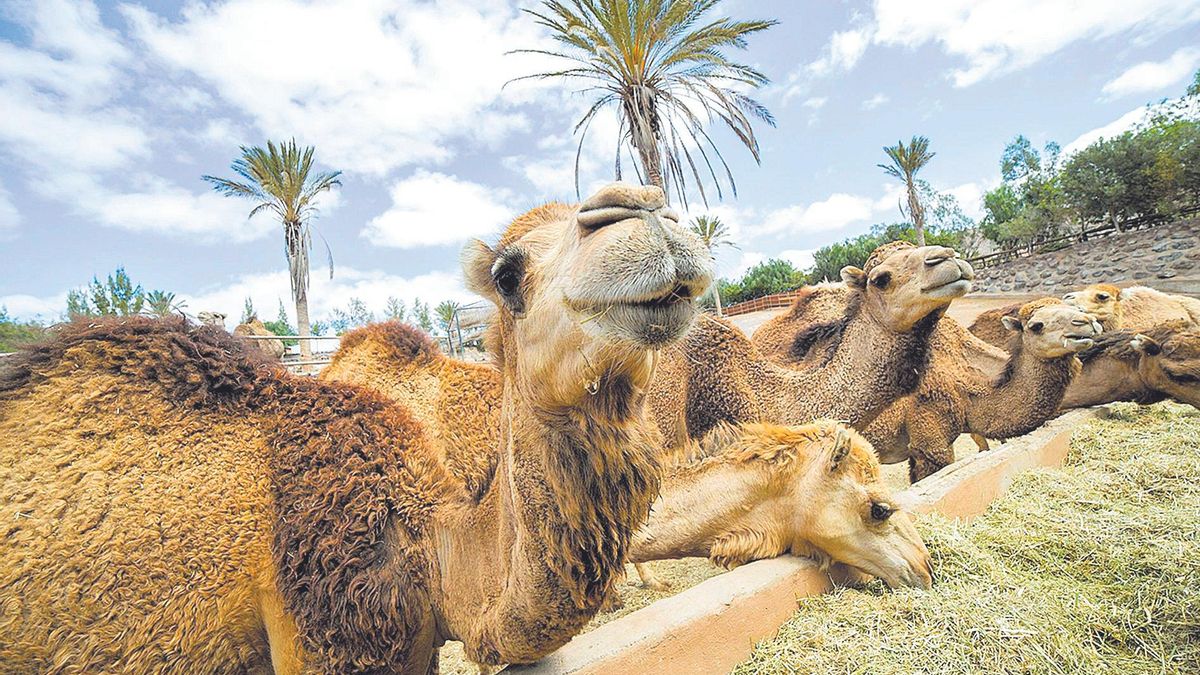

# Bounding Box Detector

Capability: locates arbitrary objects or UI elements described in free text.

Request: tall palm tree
[689,214,736,316]
[514,0,776,207]
[144,290,186,318]
[204,140,341,360]
[878,135,936,246]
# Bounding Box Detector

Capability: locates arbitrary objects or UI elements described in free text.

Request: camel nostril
[577,206,643,231]
[924,257,948,266]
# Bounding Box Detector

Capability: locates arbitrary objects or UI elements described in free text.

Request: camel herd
[2,183,1199,674]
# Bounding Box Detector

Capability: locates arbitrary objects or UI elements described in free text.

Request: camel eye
[1097,293,1110,301]
[871,272,891,289]
[494,267,521,297]
[870,502,893,521]
[1029,322,1044,334]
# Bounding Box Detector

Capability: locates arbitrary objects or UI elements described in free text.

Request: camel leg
[970,433,990,452]
[258,587,303,675]
[634,562,671,591]
[907,425,955,484]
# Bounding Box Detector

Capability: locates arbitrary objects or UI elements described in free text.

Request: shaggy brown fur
[1064,283,1200,331]
[233,315,286,359]
[1063,322,1200,409]
[322,322,501,499]
[1,185,712,674]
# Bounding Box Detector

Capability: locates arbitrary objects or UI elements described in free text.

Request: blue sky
[2,0,1199,326]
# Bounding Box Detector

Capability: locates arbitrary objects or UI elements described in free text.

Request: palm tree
[144,290,185,318]
[203,140,341,360]
[689,214,736,316]
[514,0,776,207]
[878,135,936,246]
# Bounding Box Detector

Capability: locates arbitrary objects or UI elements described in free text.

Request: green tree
[878,136,936,245]
[66,267,146,318]
[384,296,407,322]
[1188,68,1200,98]
[514,0,776,205]
[689,214,737,315]
[717,258,803,306]
[262,299,298,346]
[412,298,433,333]
[328,297,374,335]
[0,307,46,353]
[435,300,461,337]
[144,290,185,318]
[203,139,341,361]
[241,297,257,324]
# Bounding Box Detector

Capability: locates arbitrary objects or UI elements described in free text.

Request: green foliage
[879,136,936,242]
[65,267,177,319]
[718,259,805,306]
[805,220,966,285]
[0,306,46,353]
[435,300,461,336]
[412,299,433,333]
[515,0,776,205]
[241,297,256,324]
[262,299,298,346]
[1188,68,1200,98]
[328,297,374,335]
[384,296,407,322]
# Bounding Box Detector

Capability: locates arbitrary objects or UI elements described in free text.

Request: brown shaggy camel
[0,183,713,674]
[322,323,934,597]
[654,241,975,451]
[234,315,286,359]
[971,284,1200,348]
[1061,322,1200,410]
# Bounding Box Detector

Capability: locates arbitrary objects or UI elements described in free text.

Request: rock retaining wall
[971,217,1200,294]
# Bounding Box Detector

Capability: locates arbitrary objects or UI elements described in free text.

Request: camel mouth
[921,277,972,299]
[570,283,702,347]
[1062,336,1096,350]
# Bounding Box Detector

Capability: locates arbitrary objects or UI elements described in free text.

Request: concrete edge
[511,408,1101,675]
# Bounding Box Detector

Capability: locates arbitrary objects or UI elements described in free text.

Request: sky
[2,0,1199,327]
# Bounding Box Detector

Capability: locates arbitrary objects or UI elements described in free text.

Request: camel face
[1063,285,1120,325]
[1003,301,1102,358]
[463,183,712,405]
[843,244,974,332]
[1133,331,1200,407]
[197,311,227,328]
[800,428,933,589]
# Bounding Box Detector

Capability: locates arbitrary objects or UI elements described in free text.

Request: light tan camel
[322,324,933,596]
[630,421,932,590]
[971,284,1200,347]
[234,315,286,359]
[0,183,712,674]
[652,241,975,451]
[1061,322,1200,410]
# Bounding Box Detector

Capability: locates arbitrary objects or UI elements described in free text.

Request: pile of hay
[735,402,1200,674]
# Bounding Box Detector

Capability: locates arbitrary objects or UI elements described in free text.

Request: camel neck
[435,367,660,665]
[1060,353,1146,409]
[759,304,939,429]
[967,348,1076,437]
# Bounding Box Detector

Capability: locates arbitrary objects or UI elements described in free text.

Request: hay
[735,402,1200,675]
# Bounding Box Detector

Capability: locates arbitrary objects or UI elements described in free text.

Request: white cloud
[861,93,890,110]
[1063,105,1151,155]
[363,171,515,248]
[1102,46,1200,99]
[872,0,1200,87]
[503,106,623,201]
[807,27,871,78]
[0,292,67,322]
[181,267,477,327]
[754,193,881,237]
[944,181,989,221]
[0,181,20,239]
[779,248,817,271]
[124,0,552,175]
[801,97,828,110]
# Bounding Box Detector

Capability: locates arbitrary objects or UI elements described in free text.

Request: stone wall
[971,217,1200,295]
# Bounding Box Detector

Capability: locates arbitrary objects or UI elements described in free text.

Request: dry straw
[735,402,1200,674]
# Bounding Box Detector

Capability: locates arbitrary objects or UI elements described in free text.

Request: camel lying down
[322,323,933,599]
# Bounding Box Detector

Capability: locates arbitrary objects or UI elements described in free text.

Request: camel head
[1132,329,1200,407]
[1063,284,1121,326]
[197,311,227,329]
[710,422,933,589]
[1001,298,1102,358]
[840,241,974,332]
[463,183,712,408]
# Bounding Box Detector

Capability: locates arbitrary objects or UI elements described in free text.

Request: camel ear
[1131,334,1161,356]
[829,426,851,473]
[1001,315,1023,332]
[461,239,498,300]
[699,422,745,458]
[841,266,866,290]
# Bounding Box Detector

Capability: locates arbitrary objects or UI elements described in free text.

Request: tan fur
[1062,322,1200,410]
[1064,283,1200,331]
[233,316,286,359]
[0,183,713,673]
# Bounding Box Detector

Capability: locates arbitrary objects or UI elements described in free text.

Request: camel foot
[634,562,671,591]
[970,433,990,452]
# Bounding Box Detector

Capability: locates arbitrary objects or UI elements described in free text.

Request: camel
[1061,322,1200,410]
[196,310,226,327]
[234,315,287,359]
[652,241,975,451]
[971,284,1200,348]
[321,323,934,597]
[0,183,713,674]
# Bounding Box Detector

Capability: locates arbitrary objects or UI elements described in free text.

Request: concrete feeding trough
[510,409,1098,675]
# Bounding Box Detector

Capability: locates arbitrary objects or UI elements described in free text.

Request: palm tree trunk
[637,142,664,190]
[906,179,926,246]
[713,285,724,317]
[295,285,313,362]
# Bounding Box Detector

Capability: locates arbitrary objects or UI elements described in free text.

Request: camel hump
[0,316,268,406]
[333,322,442,368]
